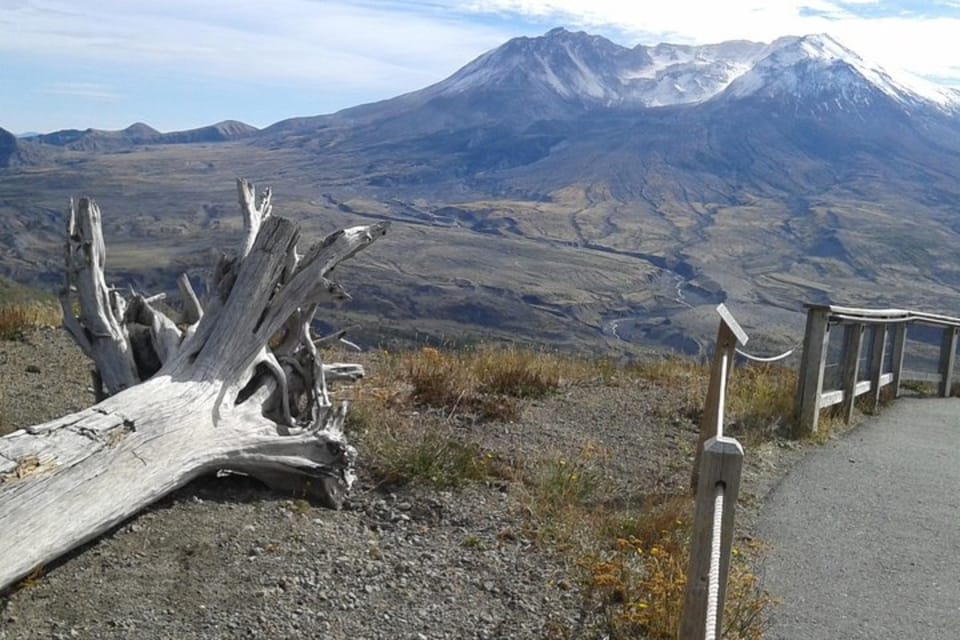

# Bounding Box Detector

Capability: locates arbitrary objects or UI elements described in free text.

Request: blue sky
[1,0,959,134]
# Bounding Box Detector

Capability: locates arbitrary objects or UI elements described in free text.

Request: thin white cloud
[0,0,511,92]
[42,82,122,100]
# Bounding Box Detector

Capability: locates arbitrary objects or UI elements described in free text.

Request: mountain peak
[124,122,160,136]
[722,33,960,113]
[436,27,630,105]
[292,28,960,142]
[544,26,574,38]
[431,29,960,114]
[784,33,856,56]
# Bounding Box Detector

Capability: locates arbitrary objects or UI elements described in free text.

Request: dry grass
[0,303,62,341]
[344,345,605,488]
[629,356,800,441]
[348,401,500,489]
[515,444,776,640]
[403,345,606,422]
[0,301,64,432]
[344,346,784,639]
[726,364,797,443]
[900,379,960,398]
[582,493,775,639]
[628,356,708,419]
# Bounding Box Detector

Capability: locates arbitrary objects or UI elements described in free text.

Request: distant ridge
[31,120,259,151]
[159,120,260,144]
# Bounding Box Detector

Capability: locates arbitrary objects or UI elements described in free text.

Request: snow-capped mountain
[432,28,960,114]
[722,34,960,114]
[619,40,766,107]
[439,28,770,108]
[248,26,960,210]
[263,27,959,148]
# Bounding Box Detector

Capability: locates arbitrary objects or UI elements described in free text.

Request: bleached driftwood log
[0,179,386,591]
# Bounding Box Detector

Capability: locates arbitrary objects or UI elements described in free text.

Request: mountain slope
[254,30,960,202]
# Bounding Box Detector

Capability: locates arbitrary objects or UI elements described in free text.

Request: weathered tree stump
[0,179,386,591]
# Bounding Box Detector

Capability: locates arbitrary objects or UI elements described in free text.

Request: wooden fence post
[939,326,958,397]
[691,304,747,493]
[795,307,831,437]
[891,323,907,398]
[869,323,888,413]
[680,436,744,640]
[840,323,865,424]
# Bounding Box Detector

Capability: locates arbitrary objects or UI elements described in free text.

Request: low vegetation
[0,293,63,432]
[345,346,788,638]
[0,276,62,340]
[0,303,62,341]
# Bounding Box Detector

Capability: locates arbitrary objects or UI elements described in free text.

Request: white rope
[734,346,795,363]
[716,351,728,439]
[706,350,728,639]
[705,483,725,640]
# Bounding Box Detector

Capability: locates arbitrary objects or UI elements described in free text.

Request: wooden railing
[680,304,748,640]
[794,304,960,437]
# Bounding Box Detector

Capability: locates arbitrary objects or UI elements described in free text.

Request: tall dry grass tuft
[630,357,801,440]
[402,345,592,422]
[0,303,62,341]
[726,364,797,442]
[629,357,708,417]
[518,445,778,640]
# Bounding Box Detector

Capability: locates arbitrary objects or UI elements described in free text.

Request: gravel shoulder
[1,328,819,639]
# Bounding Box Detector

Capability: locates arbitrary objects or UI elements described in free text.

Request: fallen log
[0,179,387,591]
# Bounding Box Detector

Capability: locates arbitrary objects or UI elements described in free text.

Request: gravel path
[0,328,812,639]
[756,398,960,639]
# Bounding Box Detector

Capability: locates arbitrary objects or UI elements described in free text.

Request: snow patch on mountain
[618,42,767,106]
[433,28,960,115]
[723,34,960,113]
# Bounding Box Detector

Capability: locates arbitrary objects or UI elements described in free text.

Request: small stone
[25,365,41,374]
